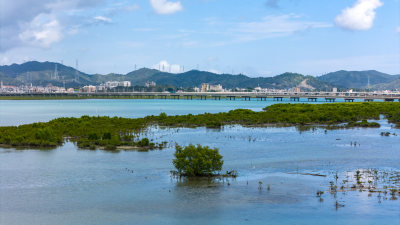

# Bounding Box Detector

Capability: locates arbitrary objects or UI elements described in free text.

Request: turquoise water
[0,98,370,126]
[0,99,399,225]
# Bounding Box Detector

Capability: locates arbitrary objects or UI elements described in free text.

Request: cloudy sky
[0,0,399,76]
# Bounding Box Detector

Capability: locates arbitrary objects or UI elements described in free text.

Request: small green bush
[173,144,223,176]
[137,138,150,147]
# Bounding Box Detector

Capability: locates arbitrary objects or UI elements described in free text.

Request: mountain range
[0,61,399,91]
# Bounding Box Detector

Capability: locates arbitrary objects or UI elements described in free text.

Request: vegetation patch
[346,119,380,128]
[0,102,399,150]
[172,144,224,177]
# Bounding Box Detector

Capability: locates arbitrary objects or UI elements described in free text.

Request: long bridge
[1,92,400,102]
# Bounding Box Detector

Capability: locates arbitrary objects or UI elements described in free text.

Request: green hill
[0,61,92,87]
[2,61,382,91]
[318,70,399,89]
[372,78,400,91]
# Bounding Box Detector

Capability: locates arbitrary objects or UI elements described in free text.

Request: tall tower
[75,59,79,83]
[54,64,58,80]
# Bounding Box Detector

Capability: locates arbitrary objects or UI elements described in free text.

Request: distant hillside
[92,70,332,90]
[318,70,400,89]
[0,61,92,87]
[0,61,334,90]
[372,78,400,90]
[91,68,160,84]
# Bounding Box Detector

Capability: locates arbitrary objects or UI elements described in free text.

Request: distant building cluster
[82,85,96,93]
[201,83,224,92]
[0,81,68,93]
[82,81,131,93]
[145,81,156,87]
[0,80,398,95]
[104,81,131,89]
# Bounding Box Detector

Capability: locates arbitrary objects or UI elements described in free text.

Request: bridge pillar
[344,99,354,102]
[290,97,300,102]
[384,99,394,102]
[325,98,336,102]
[273,97,283,101]
[308,98,317,102]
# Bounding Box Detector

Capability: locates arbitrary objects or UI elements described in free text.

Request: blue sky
[0,0,399,76]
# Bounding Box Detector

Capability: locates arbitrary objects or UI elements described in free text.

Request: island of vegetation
[0,102,399,150]
[172,144,224,177]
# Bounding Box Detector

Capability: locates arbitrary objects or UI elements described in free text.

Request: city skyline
[1,0,399,76]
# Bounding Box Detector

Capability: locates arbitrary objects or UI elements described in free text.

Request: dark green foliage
[347,119,380,128]
[173,144,223,176]
[102,132,112,140]
[88,133,98,140]
[0,102,399,150]
[0,115,151,150]
[137,138,151,147]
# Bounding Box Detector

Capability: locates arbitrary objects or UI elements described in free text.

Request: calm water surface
[0,98,370,126]
[0,99,399,225]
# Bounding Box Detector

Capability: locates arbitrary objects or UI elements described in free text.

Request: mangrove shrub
[173,144,223,176]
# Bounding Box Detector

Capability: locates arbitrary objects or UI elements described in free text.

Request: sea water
[0,99,398,225]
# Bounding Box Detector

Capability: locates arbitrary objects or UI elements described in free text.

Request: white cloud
[19,14,62,48]
[232,14,331,42]
[93,16,112,23]
[0,0,132,51]
[335,0,383,31]
[396,27,400,33]
[104,3,139,16]
[153,60,182,73]
[150,0,182,15]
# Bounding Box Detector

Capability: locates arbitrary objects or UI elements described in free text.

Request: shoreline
[1,102,399,150]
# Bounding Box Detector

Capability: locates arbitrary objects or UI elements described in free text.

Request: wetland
[0,99,399,225]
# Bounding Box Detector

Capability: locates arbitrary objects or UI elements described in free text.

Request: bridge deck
[1,92,399,101]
